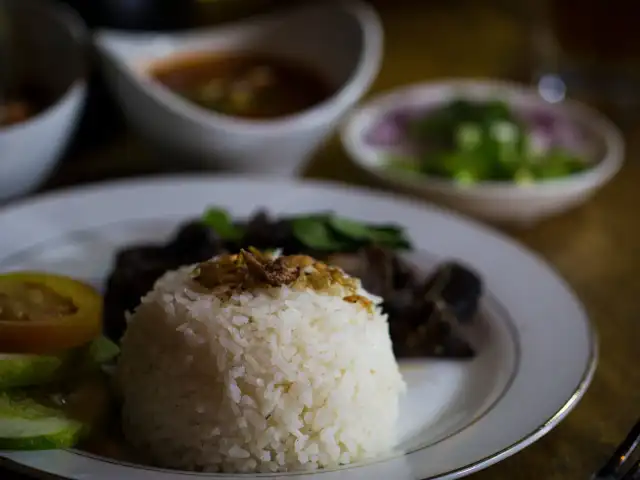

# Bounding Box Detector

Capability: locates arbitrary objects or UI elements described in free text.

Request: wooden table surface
[3,1,639,479]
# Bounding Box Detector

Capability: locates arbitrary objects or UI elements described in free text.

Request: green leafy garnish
[291,214,411,251]
[328,216,412,248]
[290,217,347,251]
[385,99,588,184]
[367,226,412,249]
[198,207,412,251]
[201,208,244,240]
[328,216,376,240]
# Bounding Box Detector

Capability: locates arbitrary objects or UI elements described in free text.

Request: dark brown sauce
[150,52,334,120]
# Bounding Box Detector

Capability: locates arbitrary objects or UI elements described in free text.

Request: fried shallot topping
[241,249,299,286]
[192,248,372,311]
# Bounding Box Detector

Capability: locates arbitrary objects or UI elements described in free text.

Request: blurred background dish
[94,0,383,175]
[341,79,624,226]
[0,0,87,202]
[51,0,293,152]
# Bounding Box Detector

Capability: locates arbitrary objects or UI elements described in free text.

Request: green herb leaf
[290,213,414,250]
[327,216,374,241]
[327,216,412,249]
[368,228,412,249]
[372,224,405,236]
[291,217,346,250]
[201,208,244,240]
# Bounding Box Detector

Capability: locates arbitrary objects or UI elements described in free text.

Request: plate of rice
[0,175,596,480]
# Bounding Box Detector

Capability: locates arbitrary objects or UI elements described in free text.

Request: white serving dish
[0,175,595,479]
[0,0,87,202]
[94,0,383,176]
[341,79,625,226]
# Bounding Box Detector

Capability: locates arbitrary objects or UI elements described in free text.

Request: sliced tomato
[0,272,102,354]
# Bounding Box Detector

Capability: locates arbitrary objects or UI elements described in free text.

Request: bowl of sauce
[94,0,383,175]
[0,0,87,202]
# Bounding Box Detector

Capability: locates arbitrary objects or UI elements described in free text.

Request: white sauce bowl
[95,0,383,176]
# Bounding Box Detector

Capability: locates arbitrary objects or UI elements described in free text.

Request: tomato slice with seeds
[0,272,102,354]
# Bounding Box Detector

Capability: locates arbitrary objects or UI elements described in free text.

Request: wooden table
[3,1,639,479]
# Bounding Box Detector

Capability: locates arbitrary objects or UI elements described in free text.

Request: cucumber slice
[0,392,84,450]
[0,337,120,389]
[0,352,71,389]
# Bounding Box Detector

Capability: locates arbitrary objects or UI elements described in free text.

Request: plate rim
[0,174,598,480]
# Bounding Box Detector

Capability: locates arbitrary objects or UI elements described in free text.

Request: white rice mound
[116,262,406,473]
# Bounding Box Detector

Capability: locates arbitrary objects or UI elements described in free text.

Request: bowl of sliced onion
[341,79,624,226]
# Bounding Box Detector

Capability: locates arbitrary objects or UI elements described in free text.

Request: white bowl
[341,79,625,226]
[94,0,383,176]
[0,0,87,202]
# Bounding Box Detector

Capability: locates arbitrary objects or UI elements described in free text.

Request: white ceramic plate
[0,176,596,480]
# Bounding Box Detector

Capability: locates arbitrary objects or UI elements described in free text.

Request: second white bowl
[341,79,625,226]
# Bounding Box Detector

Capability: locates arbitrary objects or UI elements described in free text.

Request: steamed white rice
[116,260,406,473]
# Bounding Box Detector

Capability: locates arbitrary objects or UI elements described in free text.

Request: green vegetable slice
[0,353,71,389]
[0,337,120,389]
[0,392,84,450]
